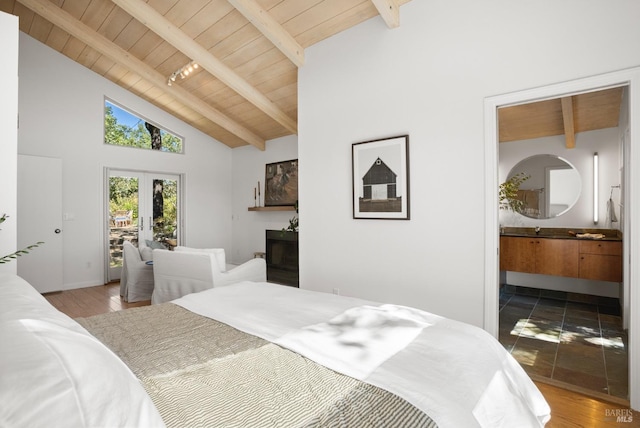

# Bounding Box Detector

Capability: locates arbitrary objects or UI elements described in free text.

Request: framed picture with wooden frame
[265,159,298,207]
[352,135,410,220]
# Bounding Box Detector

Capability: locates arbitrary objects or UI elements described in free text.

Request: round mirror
[506,154,581,219]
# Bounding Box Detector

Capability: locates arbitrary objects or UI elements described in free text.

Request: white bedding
[1,272,550,428]
[0,273,165,428]
[175,281,551,428]
[277,304,434,378]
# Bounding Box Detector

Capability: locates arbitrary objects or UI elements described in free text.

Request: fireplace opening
[266,230,299,287]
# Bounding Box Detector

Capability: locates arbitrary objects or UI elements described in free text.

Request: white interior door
[17,155,63,293]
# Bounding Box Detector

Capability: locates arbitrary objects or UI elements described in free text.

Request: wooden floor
[44,281,149,318]
[45,283,640,427]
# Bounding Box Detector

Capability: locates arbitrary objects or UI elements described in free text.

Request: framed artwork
[352,135,410,220]
[265,159,298,206]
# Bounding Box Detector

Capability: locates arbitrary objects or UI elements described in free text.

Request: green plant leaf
[0,242,45,264]
[499,173,530,212]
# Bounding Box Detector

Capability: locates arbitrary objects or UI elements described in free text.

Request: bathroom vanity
[500,228,622,283]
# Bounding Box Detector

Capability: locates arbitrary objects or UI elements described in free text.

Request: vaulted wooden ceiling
[1,0,412,150]
[498,86,624,147]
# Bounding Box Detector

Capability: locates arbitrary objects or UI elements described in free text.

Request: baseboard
[530,373,630,407]
[62,279,109,291]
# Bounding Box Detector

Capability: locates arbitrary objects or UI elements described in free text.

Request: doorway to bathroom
[497,87,628,400]
[484,68,640,410]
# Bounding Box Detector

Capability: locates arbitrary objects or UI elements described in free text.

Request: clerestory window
[104,99,183,153]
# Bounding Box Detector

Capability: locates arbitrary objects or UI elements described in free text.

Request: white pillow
[0,274,165,428]
[140,246,154,261]
[174,246,226,272]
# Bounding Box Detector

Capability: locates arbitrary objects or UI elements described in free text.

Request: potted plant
[281,200,299,235]
[499,173,529,213]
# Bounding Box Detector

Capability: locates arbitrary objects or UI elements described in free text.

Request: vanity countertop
[500,227,622,241]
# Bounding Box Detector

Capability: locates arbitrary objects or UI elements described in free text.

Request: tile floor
[499,285,628,400]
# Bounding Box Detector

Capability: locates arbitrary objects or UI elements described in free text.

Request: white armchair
[151,247,266,304]
[119,240,154,302]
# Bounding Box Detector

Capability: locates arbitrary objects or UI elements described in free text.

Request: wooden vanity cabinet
[499,236,536,273]
[500,236,622,282]
[500,236,578,278]
[578,241,623,282]
[536,239,579,277]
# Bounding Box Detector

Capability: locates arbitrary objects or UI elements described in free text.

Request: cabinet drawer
[579,254,623,282]
[579,240,622,256]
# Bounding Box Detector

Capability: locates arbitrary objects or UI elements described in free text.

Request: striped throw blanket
[77,303,437,428]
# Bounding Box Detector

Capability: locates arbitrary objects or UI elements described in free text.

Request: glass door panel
[108,171,141,281]
[106,169,181,282]
[150,175,179,250]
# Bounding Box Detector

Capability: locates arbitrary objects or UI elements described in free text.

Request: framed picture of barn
[352,135,410,219]
[265,159,298,206]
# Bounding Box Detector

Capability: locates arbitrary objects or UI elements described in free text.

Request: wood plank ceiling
[498,86,624,147]
[1,0,412,150]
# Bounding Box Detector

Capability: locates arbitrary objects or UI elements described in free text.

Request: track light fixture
[167,60,199,86]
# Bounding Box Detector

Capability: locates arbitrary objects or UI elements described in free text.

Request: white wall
[499,128,622,229]
[231,135,298,263]
[18,34,234,289]
[0,12,19,275]
[298,0,640,326]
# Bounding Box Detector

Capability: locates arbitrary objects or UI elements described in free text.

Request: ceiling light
[167,60,199,86]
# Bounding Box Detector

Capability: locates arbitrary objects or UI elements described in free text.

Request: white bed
[173,282,550,427]
[0,273,550,427]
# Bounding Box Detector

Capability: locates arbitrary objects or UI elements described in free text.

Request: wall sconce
[593,152,599,224]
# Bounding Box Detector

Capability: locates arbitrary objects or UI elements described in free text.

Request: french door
[106,169,182,282]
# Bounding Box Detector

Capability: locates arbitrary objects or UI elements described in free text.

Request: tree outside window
[104,100,182,153]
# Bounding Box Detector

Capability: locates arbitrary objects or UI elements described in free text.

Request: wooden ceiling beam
[561,96,576,149]
[111,0,298,135]
[227,0,304,67]
[17,0,265,150]
[371,0,400,29]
